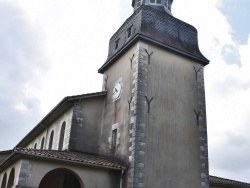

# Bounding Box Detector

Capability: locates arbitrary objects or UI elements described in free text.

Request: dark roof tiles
[14,148,126,170]
[210,175,250,187]
[99,5,209,73]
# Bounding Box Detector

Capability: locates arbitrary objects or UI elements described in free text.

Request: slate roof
[0,148,126,171]
[99,5,209,73]
[0,150,12,165]
[210,175,250,187]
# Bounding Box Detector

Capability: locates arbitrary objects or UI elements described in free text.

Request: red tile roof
[2,148,126,170]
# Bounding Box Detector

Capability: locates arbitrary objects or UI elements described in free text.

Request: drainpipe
[120,169,125,188]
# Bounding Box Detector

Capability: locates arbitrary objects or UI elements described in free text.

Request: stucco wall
[16,158,121,188]
[0,160,21,188]
[100,44,137,162]
[25,107,73,151]
[69,96,105,154]
[142,43,202,187]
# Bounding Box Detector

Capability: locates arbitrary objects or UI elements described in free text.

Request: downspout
[120,169,125,188]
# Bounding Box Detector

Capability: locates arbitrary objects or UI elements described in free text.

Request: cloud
[206,30,250,183]
[0,2,48,150]
[0,0,133,150]
[10,0,133,115]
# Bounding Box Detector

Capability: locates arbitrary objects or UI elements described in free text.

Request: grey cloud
[209,131,250,181]
[0,3,47,150]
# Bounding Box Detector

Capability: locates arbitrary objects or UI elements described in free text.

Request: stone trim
[68,102,84,151]
[128,42,148,188]
[196,65,210,188]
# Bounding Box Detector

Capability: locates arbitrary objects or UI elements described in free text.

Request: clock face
[112,82,122,101]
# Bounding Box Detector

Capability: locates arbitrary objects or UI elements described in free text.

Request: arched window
[48,131,54,150]
[40,137,45,149]
[34,143,37,149]
[6,168,15,188]
[1,173,7,188]
[58,122,66,150]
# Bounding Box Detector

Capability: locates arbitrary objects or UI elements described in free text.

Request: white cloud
[205,20,250,184]
[10,0,133,115]
[0,2,47,150]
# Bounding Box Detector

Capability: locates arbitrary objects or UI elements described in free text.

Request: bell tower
[98,1,210,188]
[132,0,173,14]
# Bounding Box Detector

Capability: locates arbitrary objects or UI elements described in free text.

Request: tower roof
[98,5,209,73]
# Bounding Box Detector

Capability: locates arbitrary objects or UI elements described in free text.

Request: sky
[0,0,250,183]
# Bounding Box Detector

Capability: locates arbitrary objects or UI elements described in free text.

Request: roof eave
[98,34,209,73]
[15,91,107,148]
[0,150,125,173]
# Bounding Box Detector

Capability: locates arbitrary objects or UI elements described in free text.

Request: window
[58,122,66,150]
[150,0,162,4]
[127,25,133,38]
[34,143,37,149]
[6,168,15,188]
[111,129,117,149]
[137,0,142,7]
[40,137,45,149]
[1,173,7,188]
[48,130,54,150]
[115,38,120,50]
[164,0,171,11]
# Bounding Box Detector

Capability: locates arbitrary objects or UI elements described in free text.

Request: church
[0,0,249,188]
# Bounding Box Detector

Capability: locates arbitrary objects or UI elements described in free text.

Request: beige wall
[143,43,202,187]
[69,96,105,154]
[17,158,121,188]
[25,107,73,150]
[100,44,137,161]
[0,160,21,188]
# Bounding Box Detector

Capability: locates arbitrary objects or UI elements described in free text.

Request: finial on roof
[132,0,173,14]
